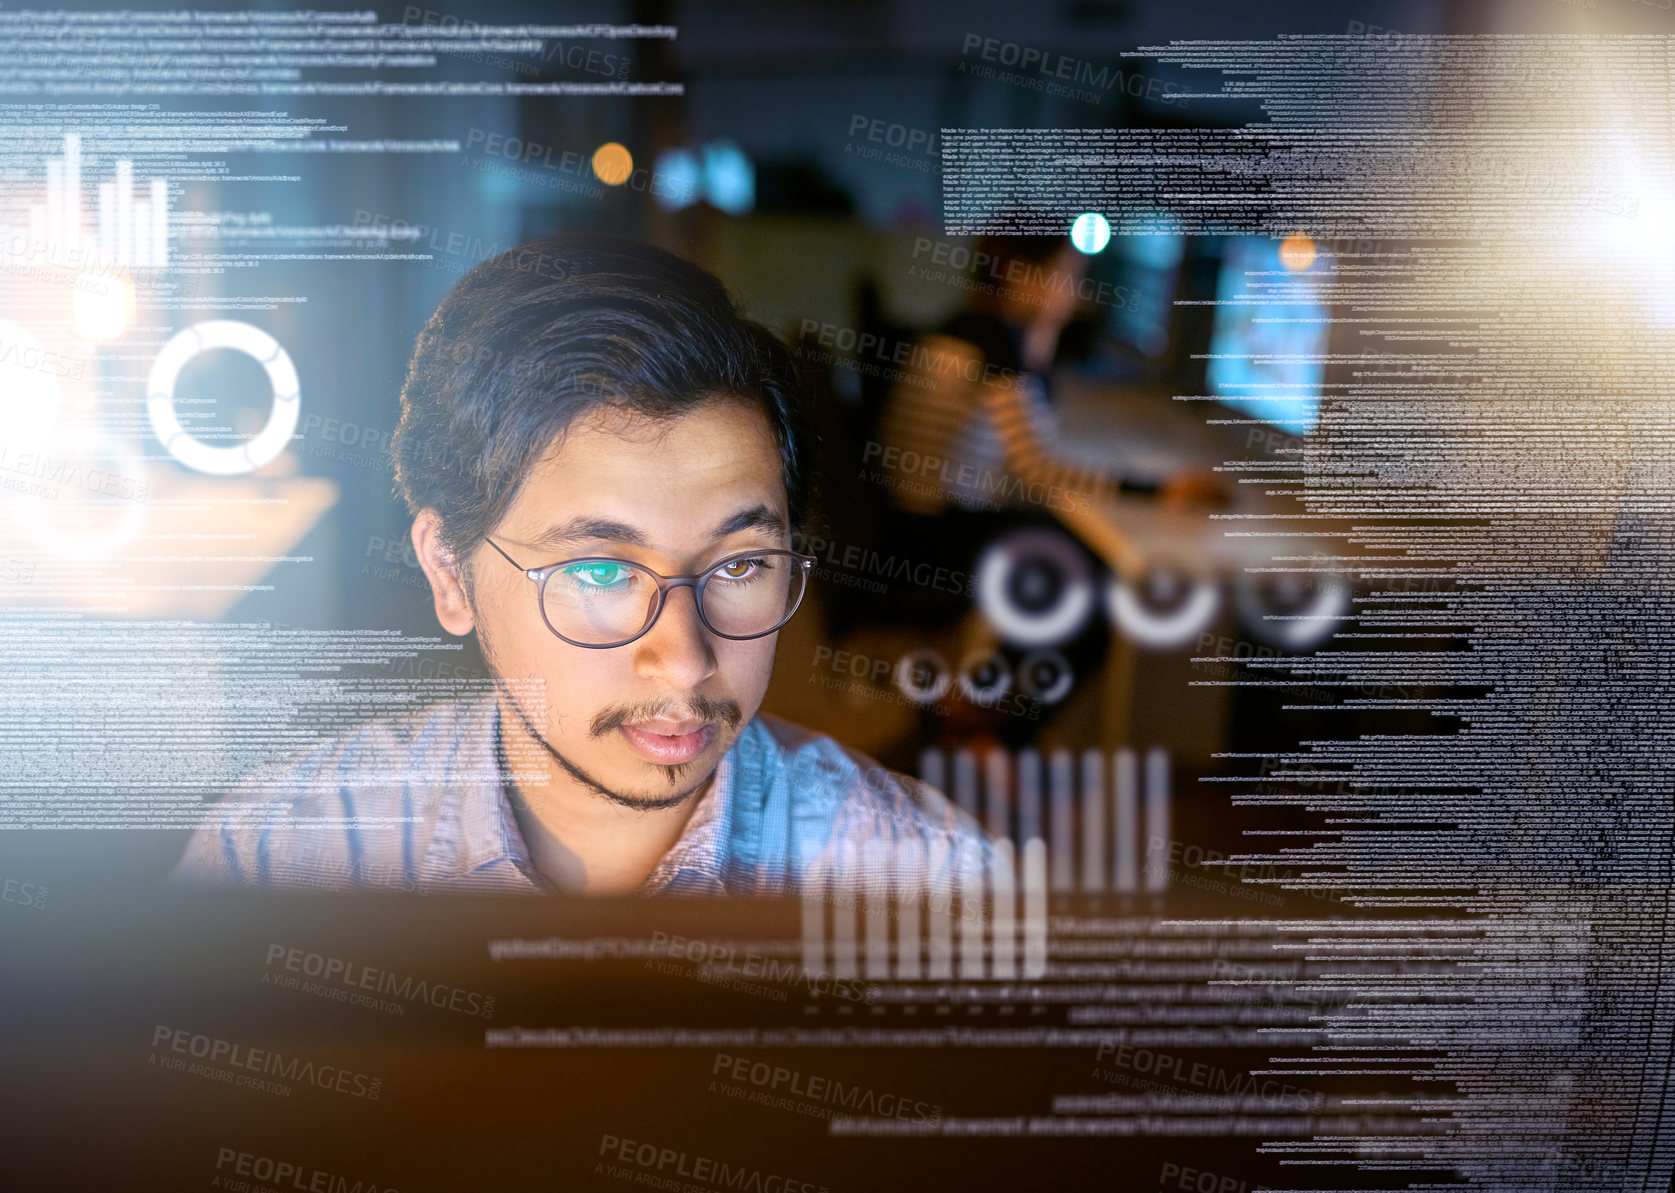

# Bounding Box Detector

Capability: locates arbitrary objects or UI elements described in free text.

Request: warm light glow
[592,142,633,186]
[17,435,151,559]
[1278,232,1317,272]
[0,318,61,452]
[73,272,133,340]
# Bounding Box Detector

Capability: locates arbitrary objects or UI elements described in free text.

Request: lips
[617,720,717,765]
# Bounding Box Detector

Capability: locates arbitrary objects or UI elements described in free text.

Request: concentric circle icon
[956,650,1013,706]
[146,321,299,476]
[1107,568,1222,648]
[975,527,1096,648]
[1233,570,1349,649]
[1016,649,1073,704]
[894,649,952,704]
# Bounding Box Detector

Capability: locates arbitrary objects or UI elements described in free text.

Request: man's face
[461,397,791,810]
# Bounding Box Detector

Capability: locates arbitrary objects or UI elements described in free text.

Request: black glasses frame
[483,538,817,649]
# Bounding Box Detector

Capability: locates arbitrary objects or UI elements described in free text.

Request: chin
[602,740,719,787]
[601,772,710,812]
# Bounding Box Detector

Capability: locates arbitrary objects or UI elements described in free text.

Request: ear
[411,511,476,636]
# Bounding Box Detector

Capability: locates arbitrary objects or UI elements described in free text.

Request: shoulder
[743,714,987,852]
[168,695,497,890]
[243,696,492,798]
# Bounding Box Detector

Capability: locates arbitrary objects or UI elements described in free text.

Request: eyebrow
[526,504,786,554]
[527,516,648,551]
[710,504,787,540]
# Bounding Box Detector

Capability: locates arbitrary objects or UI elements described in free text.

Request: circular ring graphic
[147,321,300,476]
[975,527,1096,648]
[1106,568,1223,649]
[894,649,952,705]
[955,650,1013,706]
[1233,571,1350,649]
[1016,649,1073,705]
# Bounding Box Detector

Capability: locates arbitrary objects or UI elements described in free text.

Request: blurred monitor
[1205,235,1329,434]
[1108,224,1187,358]
[1070,220,1187,381]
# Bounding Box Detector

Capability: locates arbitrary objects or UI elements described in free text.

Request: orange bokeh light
[592,142,633,186]
[1278,232,1317,271]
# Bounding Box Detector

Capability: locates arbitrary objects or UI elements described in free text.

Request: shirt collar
[636,749,734,896]
[419,694,547,891]
[442,694,739,895]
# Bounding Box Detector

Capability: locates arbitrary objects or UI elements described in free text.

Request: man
[878,232,1225,524]
[172,234,985,897]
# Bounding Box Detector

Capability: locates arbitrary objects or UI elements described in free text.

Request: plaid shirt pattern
[170,695,987,898]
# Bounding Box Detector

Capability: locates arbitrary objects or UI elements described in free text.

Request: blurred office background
[1,0,1636,877]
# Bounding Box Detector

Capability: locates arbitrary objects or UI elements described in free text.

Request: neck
[494,694,711,895]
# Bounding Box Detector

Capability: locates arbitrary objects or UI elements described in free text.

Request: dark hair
[392,233,814,565]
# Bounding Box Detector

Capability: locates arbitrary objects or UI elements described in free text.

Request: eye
[563,561,634,587]
[714,556,769,581]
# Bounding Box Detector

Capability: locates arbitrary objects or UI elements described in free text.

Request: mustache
[589,695,743,739]
[499,688,710,812]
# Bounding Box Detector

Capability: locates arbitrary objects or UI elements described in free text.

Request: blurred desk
[1044,374,1334,579]
[0,473,339,619]
[1054,489,1335,581]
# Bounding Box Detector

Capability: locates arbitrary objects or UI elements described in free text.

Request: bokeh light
[73,273,134,341]
[591,142,633,186]
[1071,212,1111,254]
[1278,231,1317,271]
[652,148,700,211]
[0,318,61,452]
[702,140,755,215]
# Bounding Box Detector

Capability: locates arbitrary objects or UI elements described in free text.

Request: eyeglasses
[483,538,817,649]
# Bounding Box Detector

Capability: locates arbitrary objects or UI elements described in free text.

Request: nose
[632,583,718,690]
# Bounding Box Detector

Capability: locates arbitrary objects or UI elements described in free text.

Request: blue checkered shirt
[169,695,987,897]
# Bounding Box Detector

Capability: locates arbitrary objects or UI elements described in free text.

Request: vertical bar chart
[14,134,169,270]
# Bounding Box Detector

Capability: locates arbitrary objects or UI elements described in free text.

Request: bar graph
[801,747,1174,984]
[921,744,1172,895]
[21,134,169,269]
[801,836,1050,984]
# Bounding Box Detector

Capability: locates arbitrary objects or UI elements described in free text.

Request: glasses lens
[701,552,805,638]
[542,559,658,646]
